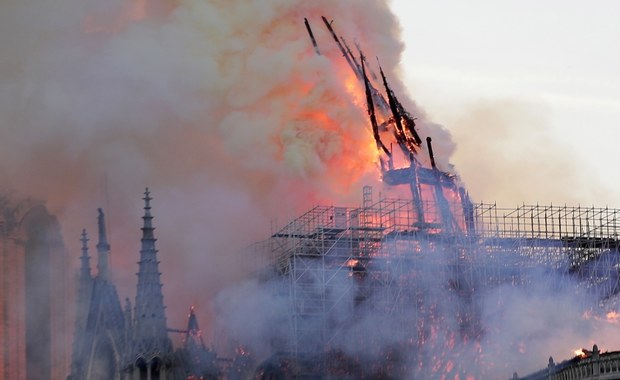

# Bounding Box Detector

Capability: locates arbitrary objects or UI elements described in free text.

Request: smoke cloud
[3,0,618,378]
[442,98,609,206]
[0,0,433,341]
[215,236,620,379]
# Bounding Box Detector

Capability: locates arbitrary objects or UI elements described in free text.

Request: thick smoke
[440,98,609,206]
[0,0,427,343]
[215,234,620,379]
[3,0,617,378]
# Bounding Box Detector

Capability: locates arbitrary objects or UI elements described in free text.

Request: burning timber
[306,16,474,236]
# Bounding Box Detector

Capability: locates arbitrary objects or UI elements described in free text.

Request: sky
[390,0,620,207]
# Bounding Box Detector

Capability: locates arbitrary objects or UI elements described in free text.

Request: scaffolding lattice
[250,190,620,378]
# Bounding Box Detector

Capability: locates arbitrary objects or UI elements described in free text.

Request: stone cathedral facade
[67,189,218,380]
[0,196,69,380]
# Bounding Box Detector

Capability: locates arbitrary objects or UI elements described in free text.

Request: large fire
[11,0,620,379]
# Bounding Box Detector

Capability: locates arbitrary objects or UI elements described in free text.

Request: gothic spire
[184,306,206,350]
[96,208,110,279]
[133,188,172,354]
[79,229,91,280]
[70,229,94,377]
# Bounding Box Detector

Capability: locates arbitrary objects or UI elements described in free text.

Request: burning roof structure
[303,16,473,236]
[233,17,620,379]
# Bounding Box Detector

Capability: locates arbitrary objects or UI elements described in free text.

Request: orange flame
[573,348,588,358]
[606,311,620,324]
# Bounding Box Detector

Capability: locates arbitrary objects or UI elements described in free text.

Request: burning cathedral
[62,15,620,380]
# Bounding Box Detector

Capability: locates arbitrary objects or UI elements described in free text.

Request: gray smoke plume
[0,0,436,346]
[215,234,620,379]
[3,0,618,378]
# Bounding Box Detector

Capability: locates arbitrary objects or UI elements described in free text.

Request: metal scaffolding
[250,187,620,378]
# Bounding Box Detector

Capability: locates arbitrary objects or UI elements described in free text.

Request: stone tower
[67,209,125,380]
[128,188,174,379]
[68,189,217,380]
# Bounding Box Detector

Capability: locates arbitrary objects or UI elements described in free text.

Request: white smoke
[215,234,620,379]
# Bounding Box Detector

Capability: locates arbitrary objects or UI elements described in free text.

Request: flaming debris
[573,348,589,359]
[303,15,472,237]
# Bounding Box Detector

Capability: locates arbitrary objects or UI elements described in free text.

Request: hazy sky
[390,0,620,206]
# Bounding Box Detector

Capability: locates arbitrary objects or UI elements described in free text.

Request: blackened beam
[355,41,378,81]
[362,54,390,157]
[426,137,437,169]
[379,63,418,156]
[379,57,422,146]
[304,18,321,55]
[398,100,423,146]
[320,16,390,113]
[321,16,360,79]
[322,18,389,113]
[378,60,422,148]
[359,53,390,113]
[340,36,362,77]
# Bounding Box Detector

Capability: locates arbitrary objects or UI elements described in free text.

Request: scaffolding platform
[249,188,620,378]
